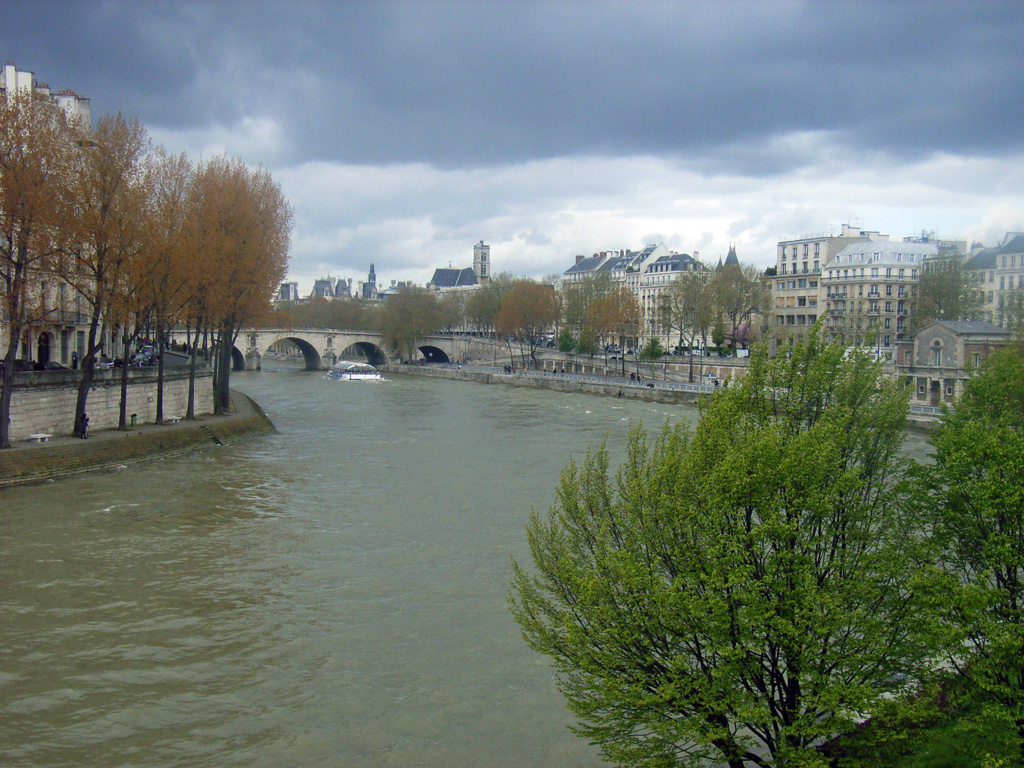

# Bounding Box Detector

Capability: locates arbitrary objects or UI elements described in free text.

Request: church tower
[473,241,490,283]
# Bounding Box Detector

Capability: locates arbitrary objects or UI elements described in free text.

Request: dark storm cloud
[4,1,1023,172]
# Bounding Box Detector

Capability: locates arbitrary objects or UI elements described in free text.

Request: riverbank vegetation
[510,332,1024,767]
[0,92,292,447]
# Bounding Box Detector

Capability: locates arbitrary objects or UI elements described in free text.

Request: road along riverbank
[388,361,942,430]
[0,391,275,488]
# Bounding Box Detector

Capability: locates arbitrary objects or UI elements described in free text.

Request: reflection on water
[0,366,934,767]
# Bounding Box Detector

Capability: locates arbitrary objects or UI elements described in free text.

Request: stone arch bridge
[219,329,498,371]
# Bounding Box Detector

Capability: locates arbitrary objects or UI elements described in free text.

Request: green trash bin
[130,414,137,426]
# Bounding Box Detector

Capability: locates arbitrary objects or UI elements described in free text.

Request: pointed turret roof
[724,243,739,267]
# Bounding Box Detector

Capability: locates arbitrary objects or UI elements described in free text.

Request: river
[0,366,934,767]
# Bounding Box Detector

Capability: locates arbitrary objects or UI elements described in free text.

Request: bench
[29,433,51,442]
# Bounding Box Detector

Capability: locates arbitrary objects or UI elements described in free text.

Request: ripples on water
[0,366,933,767]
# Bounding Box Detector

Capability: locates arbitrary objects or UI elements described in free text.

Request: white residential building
[822,240,936,356]
[772,224,885,350]
[1,62,91,127]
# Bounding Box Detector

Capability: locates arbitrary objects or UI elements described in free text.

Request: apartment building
[562,243,706,343]
[822,240,937,356]
[966,233,1024,327]
[772,224,884,350]
[1,62,90,127]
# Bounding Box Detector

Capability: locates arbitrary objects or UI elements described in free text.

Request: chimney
[576,254,584,264]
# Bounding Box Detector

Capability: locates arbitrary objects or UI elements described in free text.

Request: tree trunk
[155,324,165,423]
[118,331,131,430]
[73,309,104,438]
[0,338,19,449]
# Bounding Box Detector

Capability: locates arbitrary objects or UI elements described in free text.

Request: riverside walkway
[396,361,947,422]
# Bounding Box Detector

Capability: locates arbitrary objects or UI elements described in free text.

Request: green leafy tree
[557,326,576,353]
[510,332,929,768]
[921,345,1024,763]
[638,336,664,361]
[914,255,984,331]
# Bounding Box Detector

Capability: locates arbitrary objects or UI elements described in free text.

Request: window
[885,284,892,296]
[898,268,905,279]
[777,281,785,290]
[781,263,787,275]
[809,280,817,288]
[885,301,892,313]
[803,244,809,257]
[886,268,892,278]
[884,335,891,347]
[974,353,981,368]
[871,267,879,278]
[884,318,891,329]
[797,278,807,288]
[814,242,820,256]
[933,347,941,366]
[1001,276,1006,289]
[813,260,819,271]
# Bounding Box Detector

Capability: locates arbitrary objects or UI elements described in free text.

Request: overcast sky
[4,0,1024,291]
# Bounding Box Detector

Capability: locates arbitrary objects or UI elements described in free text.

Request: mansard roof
[429,267,477,288]
[645,252,699,272]
[564,255,609,276]
[965,247,999,270]
[998,233,1024,254]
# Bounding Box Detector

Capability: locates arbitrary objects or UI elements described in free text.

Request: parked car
[97,356,115,370]
[44,361,66,370]
[0,359,34,374]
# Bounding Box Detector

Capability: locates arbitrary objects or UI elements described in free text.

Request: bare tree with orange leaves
[65,112,149,436]
[0,91,78,448]
[193,156,292,414]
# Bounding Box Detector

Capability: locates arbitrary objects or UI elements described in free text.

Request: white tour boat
[327,360,381,381]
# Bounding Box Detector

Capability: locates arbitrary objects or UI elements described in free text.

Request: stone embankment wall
[388,364,706,405]
[0,392,275,488]
[7,369,213,440]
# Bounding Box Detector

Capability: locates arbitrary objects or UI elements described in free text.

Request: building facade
[895,320,1012,406]
[966,233,1024,327]
[822,240,935,356]
[771,224,885,350]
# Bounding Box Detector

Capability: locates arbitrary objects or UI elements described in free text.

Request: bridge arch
[337,341,388,368]
[418,345,450,364]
